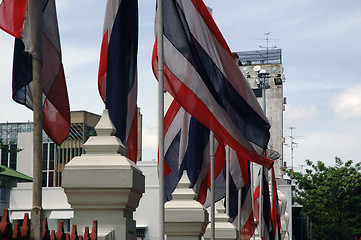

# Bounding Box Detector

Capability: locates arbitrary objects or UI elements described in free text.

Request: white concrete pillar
[62,110,145,239]
[203,201,238,240]
[165,171,209,240]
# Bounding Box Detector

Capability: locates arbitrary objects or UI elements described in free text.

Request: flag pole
[251,162,256,240]
[157,0,165,239]
[31,57,43,240]
[28,0,43,237]
[238,189,242,238]
[210,131,215,240]
[225,145,230,216]
[29,0,43,238]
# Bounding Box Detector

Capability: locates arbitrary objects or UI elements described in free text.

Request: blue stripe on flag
[165,131,183,202]
[162,0,270,150]
[12,38,33,109]
[185,117,209,185]
[106,0,138,143]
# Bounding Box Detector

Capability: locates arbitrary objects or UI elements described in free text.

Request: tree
[290,157,361,240]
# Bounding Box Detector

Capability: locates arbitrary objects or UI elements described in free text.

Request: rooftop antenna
[285,126,298,182]
[257,32,278,63]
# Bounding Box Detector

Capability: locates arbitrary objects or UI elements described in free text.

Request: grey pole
[210,131,215,240]
[29,0,43,238]
[225,145,230,216]
[157,0,165,239]
[31,56,43,240]
[238,189,242,238]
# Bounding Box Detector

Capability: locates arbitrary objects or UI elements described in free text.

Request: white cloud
[140,124,157,161]
[284,104,319,127]
[330,85,361,119]
[142,124,157,150]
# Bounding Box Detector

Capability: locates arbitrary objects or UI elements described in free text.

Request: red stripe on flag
[42,67,70,145]
[0,0,27,38]
[126,106,138,163]
[164,100,181,135]
[98,30,109,103]
[153,37,273,168]
[197,136,225,205]
[161,58,273,168]
[241,214,255,240]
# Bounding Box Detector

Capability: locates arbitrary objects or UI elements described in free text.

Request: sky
[1,0,361,171]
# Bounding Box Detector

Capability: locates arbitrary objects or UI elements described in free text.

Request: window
[48,172,54,187]
[1,147,9,167]
[42,143,56,187]
[42,172,47,187]
[136,228,146,239]
[9,145,17,170]
[43,144,48,170]
[1,186,7,202]
[49,143,55,161]
[1,145,18,170]
[252,88,263,98]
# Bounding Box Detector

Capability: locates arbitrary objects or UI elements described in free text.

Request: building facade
[234,49,286,178]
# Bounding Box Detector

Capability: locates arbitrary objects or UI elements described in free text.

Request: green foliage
[289,157,361,240]
[0,138,23,153]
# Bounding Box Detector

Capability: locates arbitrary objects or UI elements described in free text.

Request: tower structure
[234,48,286,178]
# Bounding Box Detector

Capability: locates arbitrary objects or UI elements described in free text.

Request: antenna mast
[258,32,278,63]
[287,126,298,182]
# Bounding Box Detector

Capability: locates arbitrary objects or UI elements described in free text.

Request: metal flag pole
[29,0,43,239]
[251,161,256,240]
[210,131,215,240]
[225,145,230,216]
[238,188,242,239]
[157,0,165,239]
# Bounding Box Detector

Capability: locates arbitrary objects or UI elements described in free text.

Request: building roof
[234,49,282,65]
[0,165,32,182]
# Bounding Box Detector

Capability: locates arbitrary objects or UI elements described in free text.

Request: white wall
[16,132,33,177]
[134,161,160,240]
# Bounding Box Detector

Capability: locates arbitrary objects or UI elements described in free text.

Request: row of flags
[0,0,282,239]
[152,0,282,239]
[0,0,70,145]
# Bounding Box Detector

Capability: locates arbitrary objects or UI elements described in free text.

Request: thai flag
[254,167,275,240]
[0,0,70,145]
[152,0,273,169]
[271,166,282,240]
[163,99,226,204]
[228,159,255,240]
[98,0,138,162]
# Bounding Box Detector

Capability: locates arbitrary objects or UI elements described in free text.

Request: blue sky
[1,0,361,170]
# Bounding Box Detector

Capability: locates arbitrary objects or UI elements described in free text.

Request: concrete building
[234,49,286,178]
[0,164,32,213]
[234,48,292,238]
[55,111,101,186]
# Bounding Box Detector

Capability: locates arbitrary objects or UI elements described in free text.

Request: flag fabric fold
[254,167,275,240]
[98,0,138,162]
[271,166,282,240]
[152,0,273,169]
[228,159,255,240]
[0,0,70,145]
[163,99,226,204]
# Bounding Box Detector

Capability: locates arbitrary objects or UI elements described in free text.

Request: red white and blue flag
[152,0,272,169]
[228,158,255,240]
[163,99,226,204]
[254,167,275,240]
[271,166,282,240]
[0,0,70,145]
[98,0,138,162]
